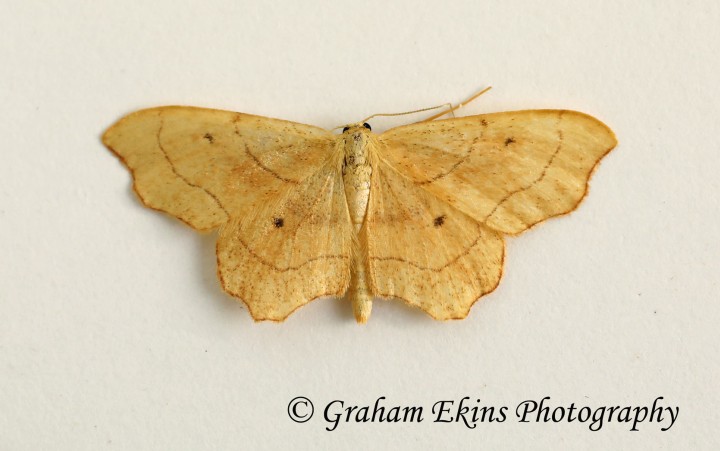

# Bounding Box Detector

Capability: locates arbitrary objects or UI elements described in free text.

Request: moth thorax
[343,131,372,168]
[341,129,373,231]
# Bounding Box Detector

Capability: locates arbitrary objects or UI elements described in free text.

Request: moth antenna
[333,104,449,131]
[360,104,449,124]
[341,86,492,128]
[419,86,493,122]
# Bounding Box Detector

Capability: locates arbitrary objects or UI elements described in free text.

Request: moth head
[339,122,374,148]
[341,122,372,133]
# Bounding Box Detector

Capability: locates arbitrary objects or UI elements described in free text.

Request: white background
[1,0,718,449]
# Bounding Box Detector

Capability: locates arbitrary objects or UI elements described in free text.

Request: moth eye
[362,123,372,130]
[342,126,350,133]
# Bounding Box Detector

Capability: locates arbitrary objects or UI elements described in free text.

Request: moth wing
[377,110,617,235]
[102,106,334,231]
[103,106,352,319]
[217,159,353,321]
[365,161,505,319]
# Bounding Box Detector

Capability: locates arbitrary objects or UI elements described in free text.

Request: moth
[102,95,616,323]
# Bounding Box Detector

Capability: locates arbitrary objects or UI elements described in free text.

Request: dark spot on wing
[481,119,488,126]
[204,132,215,143]
[504,137,515,146]
[273,217,284,228]
[434,215,446,227]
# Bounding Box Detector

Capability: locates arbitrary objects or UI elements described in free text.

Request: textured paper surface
[1,0,718,449]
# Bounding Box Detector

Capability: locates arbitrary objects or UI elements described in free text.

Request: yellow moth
[102,91,616,324]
